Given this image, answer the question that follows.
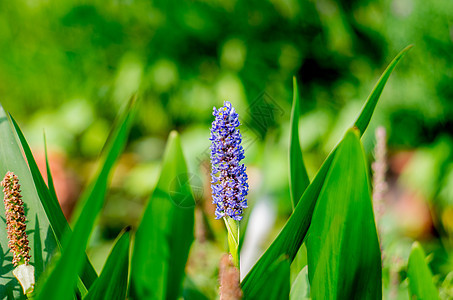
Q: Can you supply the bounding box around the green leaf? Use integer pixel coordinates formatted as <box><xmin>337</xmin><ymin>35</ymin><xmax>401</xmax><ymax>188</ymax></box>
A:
<box><xmin>35</xmin><ymin>99</ymin><xmax>136</xmax><ymax>300</ymax></box>
<box><xmin>44</xmin><ymin>135</ymin><xmax>58</xmax><ymax>203</ymax></box>
<box><xmin>0</xmin><ymin>104</ymin><xmax>58</xmax><ymax>299</ymax></box>
<box><xmin>407</xmin><ymin>242</ymin><xmax>440</xmax><ymax>300</ymax></box>
<box><xmin>241</xmin><ymin>46</ymin><xmax>411</xmax><ymax>295</ymax></box>
<box><xmin>354</xmin><ymin>45</ymin><xmax>413</xmax><ymax>135</ymax></box>
<box><xmin>10</xmin><ymin>115</ymin><xmax>98</xmax><ymax>291</ymax></box>
<box><xmin>289</xmin><ymin>76</ymin><xmax>310</xmax><ymax>209</ymax></box>
<box><xmin>224</xmin><ymin>217</ymin><xmax>240</xmax><ymax>269</ymax></box>
<box><xmin>130</xmin><ymin>131</ymin><xmax>195</xmax><ymax>300</ymax></box>
<box><xmin>289</xmin><ymin>77</ymin><xmax>310</xmax><ymax>280</ymax></box>
<box><xmin>290</xmin><ymin>265</ymin><xmax>310</xmax><ymax>300</ymax></box>
<box><xmin>245</xmin><ymin>255</ymin><xmax>290</xmax><ymax>300</ymax></box>
<box><xmin>84</xmin><ymin>228</ymin><xmax>131</xmax><ymax>300</ymax></box>
<box><xmin>307</xmin><ymin>129</ymin><xmax>381</xmax><ymax>299</ymax></box>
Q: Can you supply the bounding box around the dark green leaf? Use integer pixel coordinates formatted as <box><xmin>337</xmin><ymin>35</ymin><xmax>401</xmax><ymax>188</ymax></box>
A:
<box><xmin>130</xmin><ymin>131</ymin><xmax>195</xmax><ymax>300</ymax></box>
<box><xmin>289</xmin><ymin>76</ymin><xmax>310</xmax><ymax>209</ymax></box>
<box><xmin>84</xmin><ymin>228</ymin><xmax>131</xmax><ymax>300</ymax></box>
<box><xmin>242</xmin><ymin>46</ymin><xmax>411</xmax><ymax>295</ymax></box>
<box><xmin>307</xmin><ymin>129</ymin><xmax>381</xmax><ymax>299</ymax></box>
<box><xmin>0</xmin><ymin>105</ymin><xmax>57</xmax><ymax>299</ymax></box>
<box><xmin>35</xmin><ymin>98</ymin><xmax>136</xmax><ymax>300</ymax></box>
<box><xmin>245</xmin><ymin>255</ymin><xmax>290</xmax><ymax>300</ymax></box>
<box><xmin>407</xmin><ymin>242</ymin><xmax>440</xmax><ymax>300</ymax></box>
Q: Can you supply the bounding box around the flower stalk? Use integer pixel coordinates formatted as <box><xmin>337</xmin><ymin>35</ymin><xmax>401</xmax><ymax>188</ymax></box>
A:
<box><xmin>2</xmin><ymin>171</ymin><xmax>35</xmax><ymax>295</ymax></box>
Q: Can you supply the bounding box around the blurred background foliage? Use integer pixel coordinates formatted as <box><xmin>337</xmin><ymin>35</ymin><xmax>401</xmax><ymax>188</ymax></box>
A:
<box><xmin>0</xmin><ymin>0</ymin><xmax>452</xmax><ymax>298</ymax></box>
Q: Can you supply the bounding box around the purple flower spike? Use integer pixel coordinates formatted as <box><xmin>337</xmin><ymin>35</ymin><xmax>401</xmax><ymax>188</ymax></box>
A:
<box><xmin>210</xmin><ymin>101</ymin><xmax>249</xmax><ymax>221</ymax></box>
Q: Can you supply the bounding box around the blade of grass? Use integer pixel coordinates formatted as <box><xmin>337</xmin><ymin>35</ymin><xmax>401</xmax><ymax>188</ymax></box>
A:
<box><xmin>84</xmin><ymin>228</ymin><xmax>131</xmax><ymax>300</ymax></box>
<box><xmin>289</xmin><ymin>76</ymin><xmax>310</xmax><ymax>209</ymax></box>
<box><xmin>130</xmin><ymin>131</ymin><xmax>195</xmax><ymax>300</ymax></box>
<box><xmin>35</xmin><ymin>99</ymin><xmax>136</xmax><ymax>300</ymax></box>
<box><xmin>10</xmin><ymin>115</ymin><xmax>98</xmax><ymax>290</ymax></box>
<box><xmin>241</xmin><ymin>45</ymin><xmax>411</xmax><ymax>295</ymax></box>
<box><xmin>307</xmin><ymin>129</ymin><xmax>381</xmax><ymax>299</ymax></box>
<box><xmin>407</xmin><ymin>242</ymin><xmax>440</xmax><ymax>300</ymax></box>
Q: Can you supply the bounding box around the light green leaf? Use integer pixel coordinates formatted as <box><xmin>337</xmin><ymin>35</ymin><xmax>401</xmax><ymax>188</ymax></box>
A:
<box><xmin>289</xmin><ymin>76</ymin><xmax>310</xmax><ymax>209</ymax></box>
<box><xmin>241</xmin><ymin>46</ymin><xmax>411</xmax><ymax>295</ymax></box>
<box><xmin>0</xmin><ymin>105</ymin><xmax>57</xmax><ymax>299</ymax></box>
<box><xmin>35</xmin><ymin>99</ymin><xmax>136</xmax><ymax>300</ymax></box>
<box><xmin>84</xmin><ymin>228</ymin><xmax>131</xmax><ymax>300</ymax></box>
<box><xmin>407</xmin><ymin>242</ymin><xmax>440</xmax><ymax>300</ymax></box>
<box><xmin>290</xmin><ymin>265</ymin><xmax>310</xmax><ymax>300</ymax></box>
<box><xmin>307</xmin><ymin>129</ymin><xmax>381</xmax><ymax>299</ymax></box>
<box><xmin>130</xmin><ymin>131</ymin><xmax>195</xmax><ymax>300</ymax></box>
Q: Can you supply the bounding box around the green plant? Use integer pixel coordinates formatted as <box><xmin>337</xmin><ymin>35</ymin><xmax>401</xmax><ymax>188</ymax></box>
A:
<box><xmin>0</xmin><ymin>45</ymin><xmax>443</xmax><ymax>299</ymax></box>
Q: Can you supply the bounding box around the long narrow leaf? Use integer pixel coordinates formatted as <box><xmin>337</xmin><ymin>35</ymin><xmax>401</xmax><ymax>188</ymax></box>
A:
<box><xmin>289</xmin><ymin>76</ymin><xmax>310</xmax><ymax>209</ymax></box>
<box><xmin>354</xmin><ymin>45</ymin><xmax>413</xmax><ymax>134</ymax></box>
<box><xmin>307</xmin><ymin>129</ymin><xmax>381</xmax><ymax>299</ymax></box>
<box><xmin>130</xmin><ymin>131</ymin><xmax>195</xmax><ymax>300</ymax></box>
<box><xmin>10</xmin><ymin>115</ymin><xmax>98</xmax><ymax>290</ymax></box>
<box><xmin>0</xmin><ymin>105</ymin><xmax>57</xmax><ymax>299</ymax></box>
<box><xmin>35</xmin><ymin>99</ymin><xmax>136</xmax><ymax>300</ymax></box>
<box><xmin>241</xmin><ymin>46</ymin><xmax>411</xmax><ymax>294</ymax></box>
<box><xmin>84</xmin><ymin>228</ymin><xmax>131</xmax><ymax>300</ymax></box>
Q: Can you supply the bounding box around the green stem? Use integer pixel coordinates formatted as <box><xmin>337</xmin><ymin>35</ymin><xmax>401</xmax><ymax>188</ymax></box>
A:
<box><xmin>223</xmin><ymin>217</ymin><xmax>240</xmax><ymax>270</ymax></box>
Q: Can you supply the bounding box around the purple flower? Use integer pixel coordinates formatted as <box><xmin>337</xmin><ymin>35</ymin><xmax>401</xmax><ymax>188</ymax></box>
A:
<box><xmin>210</xmin><ymin>101</ymin><xmax>249</xmax><ymax>221</ymax></box>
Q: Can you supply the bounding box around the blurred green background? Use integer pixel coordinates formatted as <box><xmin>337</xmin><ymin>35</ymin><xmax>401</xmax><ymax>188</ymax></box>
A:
<box><xmin>1</xmin><ymin>0</ymin><xmax>452</xmax><ymax>298</ymax></box>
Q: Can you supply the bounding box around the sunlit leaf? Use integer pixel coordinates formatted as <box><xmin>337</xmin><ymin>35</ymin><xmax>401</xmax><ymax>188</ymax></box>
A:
<box><xmin>0</xmin><ymin>105</ymin><xmax>57</xmax><ymax>299</ymax></box>
<box><xmin>10</xmin><ymin>115</ymin><xmax>98</xmax><ymax>291</ymax></box>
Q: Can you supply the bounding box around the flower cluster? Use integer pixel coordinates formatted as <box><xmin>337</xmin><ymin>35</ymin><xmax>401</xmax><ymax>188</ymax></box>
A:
<box><xmin>210</xmin><ymin>101</ymin><xmax>248</xmax><ymax>221</ymax></box>
<box><xmin>2</xmin><ymin>172</ymin><xmax>31</xmax><ymax>266</ymax></box>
